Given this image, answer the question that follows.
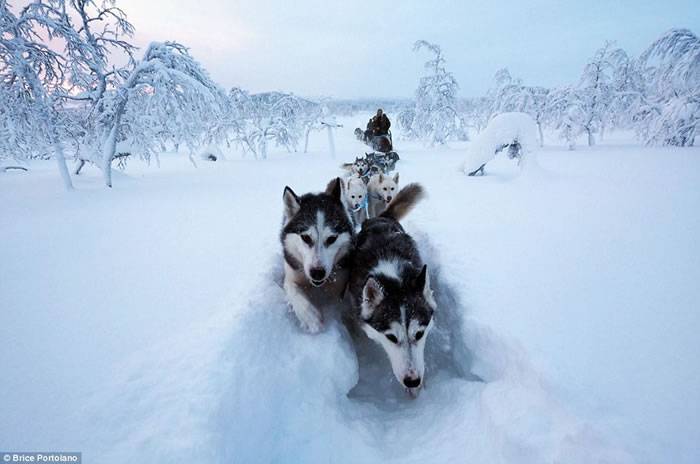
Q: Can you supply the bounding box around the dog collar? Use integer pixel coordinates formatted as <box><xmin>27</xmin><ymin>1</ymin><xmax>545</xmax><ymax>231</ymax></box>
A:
<box><xmin>351</xmin><ymin>196</ymin><xmax>369</xmax><ymax>213</ymax></box>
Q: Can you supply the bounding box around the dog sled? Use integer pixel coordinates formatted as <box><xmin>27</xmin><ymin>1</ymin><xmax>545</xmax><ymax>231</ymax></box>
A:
<box><xmin>354</xmin><ymin>127</ymin><xmax>394</xmax><ymax>153</ymax></box>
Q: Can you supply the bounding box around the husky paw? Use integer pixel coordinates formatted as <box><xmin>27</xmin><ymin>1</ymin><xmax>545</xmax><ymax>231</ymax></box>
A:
<box><xmin>294</xmin><ymin>304</ymin><xmax>324</xmax><ymax>334</ymax></box>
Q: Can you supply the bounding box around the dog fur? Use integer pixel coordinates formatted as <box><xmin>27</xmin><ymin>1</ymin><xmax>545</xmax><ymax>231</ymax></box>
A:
<box><xmin>342</xmin><ymin>175</ymin><xmax>369</xmax><ymax>229</ymax></box>
<box><xmin>367</xmin><ymin>172</ymin><xmax>399</xmax><ymax>218</ymax></box>
<box><xmin>348</xmin><ymin>183</ymin><xmax>435</xmax><ymax>397</ymax></box>
<box><xmin>281</xmin><ymin>178</ymin><xmax>354</xmax><ymax>333</ymax></box>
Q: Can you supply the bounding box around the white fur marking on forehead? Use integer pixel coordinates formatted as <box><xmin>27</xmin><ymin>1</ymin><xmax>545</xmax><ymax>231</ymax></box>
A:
<box><xmin>372</xmin><ymin>259</ymin><xmax>401</xmax><ymax>281</ymax></box>
<box><xmin>315</xmin><ymin>210</ymin><xmax>325</xmax><ymax>236</ymax></box>
<box><xmin>408</xmin><ymin>318</ymin><xmax>426</xmax><ymax>337</ymax></box>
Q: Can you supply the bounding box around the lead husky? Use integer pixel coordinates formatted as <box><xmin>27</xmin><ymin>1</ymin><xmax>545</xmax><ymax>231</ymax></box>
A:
<box><xmin>281</xmin><ymin>178</ymin><xmax>354</xmax><ymax>333</ymax></box>
<box><xmin>348</xmin><ymin>183</ymin><xmax>436</xmax><ymax>397</ymax></box>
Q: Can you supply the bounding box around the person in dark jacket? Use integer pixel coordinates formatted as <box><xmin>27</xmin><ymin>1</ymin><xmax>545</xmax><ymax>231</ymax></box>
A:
<box><xmin>369</xmin><ymin>108</ymin><xmax>391</xmax><ymax>136</ymax></box>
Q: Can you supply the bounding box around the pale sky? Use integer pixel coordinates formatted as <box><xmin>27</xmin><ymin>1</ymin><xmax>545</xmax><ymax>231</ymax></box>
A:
<box><xmin>119</xmin><ymin>0</ymin><xmax>699</xmax><ymax>98</ymax></box>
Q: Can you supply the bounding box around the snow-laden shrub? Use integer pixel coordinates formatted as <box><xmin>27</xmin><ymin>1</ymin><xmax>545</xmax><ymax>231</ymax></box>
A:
<box><xmin>635</xmin><ymin>29</ymin><xmax>699</xmax><ymax>146</ymax></box>
<box><xmin>463</xmin><ymin>112</ymin><xmax>538</xmax><ymax>176</ymax></box>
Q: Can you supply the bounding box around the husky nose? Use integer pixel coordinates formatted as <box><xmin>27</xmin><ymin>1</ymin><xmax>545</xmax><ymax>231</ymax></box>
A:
<box><xmin>403</xmin><ymin>376</ymin><xmax>421</xmax><ymax>389</ymax></box>
<box><xmin>309</xmin><ymin>268</ymin><xmax>326</xmax><ymax>281</ymax></box>
<box><xmin>386</xmin><ymin>195</ymin><xmax>393</xmax><ymax>202</ymax></box>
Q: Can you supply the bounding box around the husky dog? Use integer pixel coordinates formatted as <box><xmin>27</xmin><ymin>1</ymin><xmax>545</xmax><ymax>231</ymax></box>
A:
<box><xmin>367</xmin><ymin>172</ymin><xmax>399</xmax><ymax>218</ymax></box>
<box><xmin>281</xmin><ymin>178</ymin><xmax>354</xmax><ymax>333</ymax></box>
<box><xmin>348</xmin><ymin>183</ymin><xmax>435</xmax><ymax>397</ymax></box>
<box><xmin>342</xmin><ymin>175</ymin><xmax>369</xmax><ymax>228</ymax></box>
<box><xmin>341</xmin><ymin>156</ymin><xmax>370</xmax><ymax>179</ymax></box>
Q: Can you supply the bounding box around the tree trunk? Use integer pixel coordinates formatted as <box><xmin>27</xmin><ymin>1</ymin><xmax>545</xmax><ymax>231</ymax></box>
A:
<box><xmin>53</xmin><ymin>140</ymin><xmax>73</xmax><ymax>190</ymax></box>
<box><xmin>587</xmin><ymin>128</ymin><xmax>595</xmax><ymax>146</ymax></box>
<box><xmin>537</xmin><ymin>122</ymin><xmax>544</xmax><ymax>147</ymax></box>
<box><xmin>102</xmin><ymin>123</ymin><xmax>119</xmax><ymax>188</ymax></box>
<box><xmin>304</xmin><ymin>126</ymin><xmax>311</xmax><ymax>153</ymax></box>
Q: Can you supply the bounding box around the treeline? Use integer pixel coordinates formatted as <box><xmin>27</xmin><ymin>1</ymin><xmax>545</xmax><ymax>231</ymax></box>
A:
<box><xmin>397</xmin><ymin>31</ymin><xmax>699</xmax><ymax>149</ymax></box>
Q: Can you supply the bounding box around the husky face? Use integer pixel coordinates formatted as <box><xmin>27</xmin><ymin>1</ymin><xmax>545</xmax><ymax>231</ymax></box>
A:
<box><xmin>352</xmin><ymin>157</ymin><xmax>368</xmax><ymax>175</ymax></box>
<box><xmin>369</xmin><ymin>172</ymin><xmax>399</xmax><ymax>204</ymax></box>
<box><xmin>344</xmin><ymin>176</ymin><xmax>367</xmax><ymax>210</ymax></box>
<box><xmin>360</xmin><ymin>264</ymin><xmax>436</xmax><ymax>396</ymax></box>
<box><xmin>282</xmin><ymin>179</ymin><xmax>353</xmax><ymax>287</ymax></box>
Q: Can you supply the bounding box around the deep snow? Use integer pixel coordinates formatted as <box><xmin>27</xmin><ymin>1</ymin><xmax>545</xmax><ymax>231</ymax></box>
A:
<box><xmin>1</xmin><ymin>118</ymin><xmax>699</xmax><ymax>463</ymax></box>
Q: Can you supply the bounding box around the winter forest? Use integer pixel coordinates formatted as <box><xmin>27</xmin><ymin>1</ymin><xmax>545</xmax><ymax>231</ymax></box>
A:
<box><xmin>1</xmin><ymin>0</ymin><xmax>697</xmax><ymax>187</ymax></box>
<box><xmin>2</xmin><ymin>1</ymin><xmax>699</xmax><ymax>464</ymax></box>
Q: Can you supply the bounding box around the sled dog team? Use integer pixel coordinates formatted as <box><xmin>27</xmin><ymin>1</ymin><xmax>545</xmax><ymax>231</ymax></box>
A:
<box><xmin>281</xmin><ymin>167</ymin><xmax>436</xmax><ymax>397</ymax></box>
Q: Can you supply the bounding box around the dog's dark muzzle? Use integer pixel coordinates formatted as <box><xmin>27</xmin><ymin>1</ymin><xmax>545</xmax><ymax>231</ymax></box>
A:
<box><xmin>309</xmin><ymin>267</ymin><xmax>328</xmax><ymax>287</ymax></box>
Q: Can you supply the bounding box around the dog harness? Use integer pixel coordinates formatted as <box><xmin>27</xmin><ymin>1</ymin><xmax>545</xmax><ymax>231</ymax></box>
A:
<box><xmin>351</xmin><ymin>196</ymin><xmax>369</xmax><ymax>216</ymax></box>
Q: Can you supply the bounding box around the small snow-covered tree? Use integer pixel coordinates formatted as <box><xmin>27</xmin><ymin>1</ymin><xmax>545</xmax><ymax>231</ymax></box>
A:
<box><xmin>606</xmin><ymin>50</ymin><xmax>644</xmax><ymax>130</ymax></box>
<box><xmin>406</xmin><ymin>40</ymin><xmax>463</xmax><ymax>145</ymax></box>
<box><xmin>576</xmin><ymin>41</ymin><xmax>626</xmax><ymax>145</ymax></box>
<box><xmin>635</xmin><ymin>28</ymin><xmax>699</xmax><ymax>146</ymax></box>
<box><xmin>89</xmin><ymin>41</ymin><xmax>227</xmax><ymax>186</ymax></box>
<box><xmin>231</xmin><ymin>90</ymin><xmax>308</xmax><ymax>159</ymax></box>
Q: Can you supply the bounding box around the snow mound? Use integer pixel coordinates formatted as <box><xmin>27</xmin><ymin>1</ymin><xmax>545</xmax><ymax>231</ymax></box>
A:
<box><xmin>78</xmin><ymin>242</ymin><xmax>632</xmax><ymax>463</ymax></box>
<box><xmin>463</xmin><ymin>112</ymin><xmax>539</xmax><ymax>175</ymax></box>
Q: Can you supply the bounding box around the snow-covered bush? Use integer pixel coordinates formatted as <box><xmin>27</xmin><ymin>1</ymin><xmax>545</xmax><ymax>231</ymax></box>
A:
<box><xmin>463</xmin><ymin>112</ymin><xmax>539</xmax><ymax>176</ymax></box>
<box><xmin>227</xmin><ymin>90</ymin><xmax>313</xmax><ymax>159</ymax></box>
<box><xmin>403</xmin><ymin>40</ymin><xmax>465</xmax><ymax>145</ymax></box>
<box><xmin>635</xmin><ymin>29</ymin><xmax>699</xmax><ymax>146</ymax></box>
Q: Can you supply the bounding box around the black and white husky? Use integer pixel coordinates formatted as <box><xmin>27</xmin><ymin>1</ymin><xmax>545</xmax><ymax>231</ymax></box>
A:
<box><xmin>281</xmin><ymin>178</ymin><xmax>355</xmax><ymax>333</ymax></box>
<box><xmin>348</xmin><ymin>183</ymin><xmax>436</xmax><ymax>397</ymax></box>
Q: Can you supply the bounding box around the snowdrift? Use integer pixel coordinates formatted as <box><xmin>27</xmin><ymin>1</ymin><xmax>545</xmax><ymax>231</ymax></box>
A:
<box><xmin>463</xmin><ymin>112</ymin><xmax>540</xmax><ymax>176</ymax></box>
<box><xmin>79</xmin><ymin>241</ymin><xmax>632</xmax><ymax>463</ymax></box>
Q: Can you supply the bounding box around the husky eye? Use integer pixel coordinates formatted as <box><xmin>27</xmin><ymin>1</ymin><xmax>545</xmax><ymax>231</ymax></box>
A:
<box><xmin>358</xmin><ymin>194</ymin><xmax>363</xmax><ymax>198</ymax></box>
<box><xmin>414</xmin><ymin>330</ymin><xmax>424</xmax><ymax>341</ymax></box>
<box><xmin>351</xmin><ymin>195</ymin><xmax>355</xmax><ymax>199</ymax></box>
<box><xmin>301</xmin><ymin>234</ymin><xmax>313</xmax><ymax>246</ymax></box>
<box><xmin>391</xmin><ymin>187</ymin><xmax>395</xmax><ymax>191</ymax></box>
<box><xmin>325</xmin><ymin>235</ymin><xmax>337</xmax><ymax>246</ymax></box>
<box><xmin>385</xmin><ymin>334</ymin><xmax>399</xmax><ymax>344</ymax></box>
<box><xmin>383</xmin><ymin>187</ymin><xmax>388</xmax><ymax>191</ymax></box>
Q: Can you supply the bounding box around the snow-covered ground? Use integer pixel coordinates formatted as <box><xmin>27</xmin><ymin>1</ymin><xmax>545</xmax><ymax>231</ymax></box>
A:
<box><xmin>1</xmin><ymin>117</ymin><xmax>698</xmax><ymax>463</ymax></box>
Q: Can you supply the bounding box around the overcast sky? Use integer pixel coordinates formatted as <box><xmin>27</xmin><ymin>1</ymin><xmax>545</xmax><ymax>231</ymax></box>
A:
<box><xmin>119</xmin><ymin>0</ymin><xmax>699</xmax><ymax>99</ymax></box>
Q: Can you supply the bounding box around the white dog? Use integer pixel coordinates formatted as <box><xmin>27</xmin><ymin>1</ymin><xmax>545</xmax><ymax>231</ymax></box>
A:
<box><xmin>342</xmin><ymin>175</ymin><xmax>369</xmax><ymax>228</ymax></box>
<box><xmin>367</xmin><ymin>172</ymin><xmax>399</xmax><ymax>218</ymax></box>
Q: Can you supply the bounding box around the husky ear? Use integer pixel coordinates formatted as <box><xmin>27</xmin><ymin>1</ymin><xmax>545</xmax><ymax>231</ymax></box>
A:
<box><xmin>283</xmin><ymin>186</ymin><xmax>301</xmax><ymax>221</ymax></box>
<box><xmin>379</xmin><ymin>173</ymin><xmax>384</xmax><ymax>183</ymax></box>
<box><xmin>393</xmin><ymin>172</ymin><xmax>399</xmax><ymax>184</ymax></box>
<box><xmin>361</xmin><ymin>277</ymin><xmax>384</xmax><ymax>320</ymax></box>
<box><xmin>416</xmin><ymin>265</ymin><xmax>436</xmax><ymax>309</ymax></box>
<box><xmin>325</xmin><ymin>177</ymin><xmax>342</xmax><ymax>202</ymax></box>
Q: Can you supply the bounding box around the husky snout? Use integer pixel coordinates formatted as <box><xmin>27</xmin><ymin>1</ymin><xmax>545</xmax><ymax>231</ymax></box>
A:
<box><xmin>402</xmin><ymin>368</ymin><xmax>421</xmax><ymax>389</ymax></box>
<box><xmin>309</xmin><ymin>266</ymin><xmax>327</xmax><ymax>286</ymax></box>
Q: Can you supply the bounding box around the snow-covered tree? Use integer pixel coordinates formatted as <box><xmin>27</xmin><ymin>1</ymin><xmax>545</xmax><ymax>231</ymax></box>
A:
<box><xmin>0</xmin><ymin>0</ymin><xmax>80</xmax><ymax>188</ymax></box>
<box><xmin>405</xmin><ymin>40</ymin><xmax>463</xmax><ymax>145</ymax></box>
<box><xmin>229</xmin><ymin>90</ymin><xmax>309</xmax><ymax>159</ymax></box>
<box><xmin>87</xmin><ymin>41</ymin><xmax>228</xmax><ymax>186</ymax></box>
<box><xmin>575</xmin><ymin>41</ymin><xmax>627</xmax><ymax>145</ymax></box>
<box><xmin>635</xmin><ymin>28</ymin><xmax>699</xmax><ymax>146</ymax></box>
